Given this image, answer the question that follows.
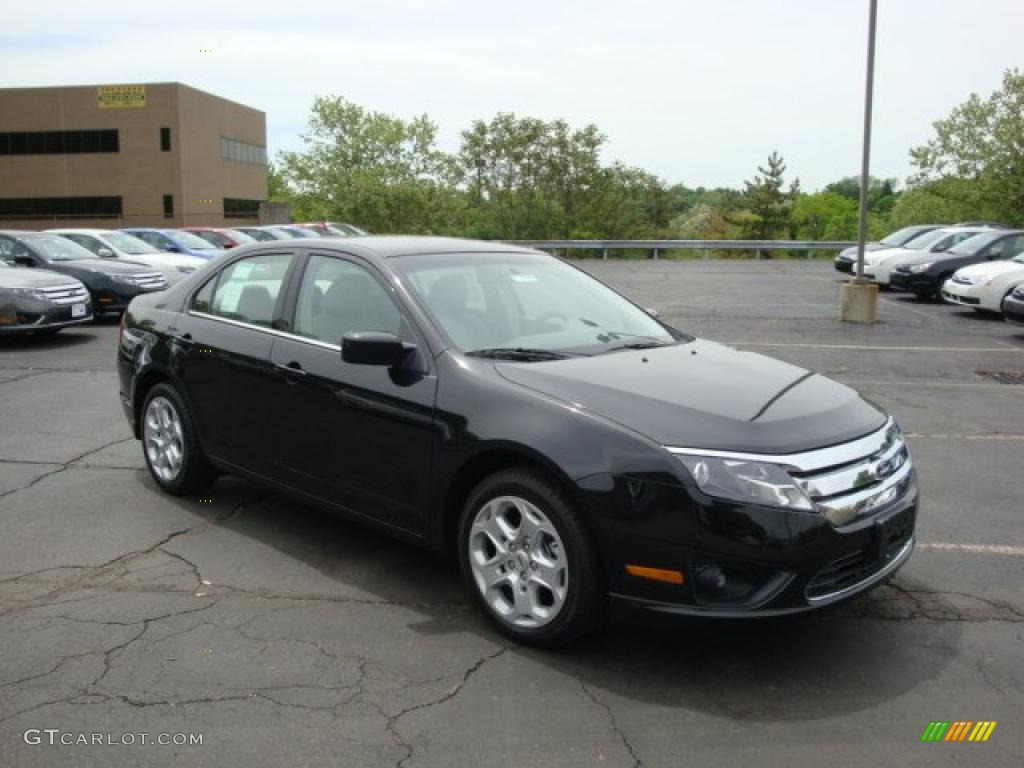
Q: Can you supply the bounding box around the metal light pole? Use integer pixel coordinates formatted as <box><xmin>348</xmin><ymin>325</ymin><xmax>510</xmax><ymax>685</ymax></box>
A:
<box><xmin>840</xmin><ymin>0</ymin><xmax>880</xmax><ymax>323</ymax></box>
<box><xmin>854</xmin><ymin>0</ymin><xmax>878</xmax><ymax>282</ymax></box>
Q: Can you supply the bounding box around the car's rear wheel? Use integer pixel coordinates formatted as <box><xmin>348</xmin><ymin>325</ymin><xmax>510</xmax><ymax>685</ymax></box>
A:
<box><xmin>141</xmin><ymin>383</ymin><xmax>216</xmax><ymax>495</ymax></box>
<box><xmin>458</xmin><ymin>468</ymin><xmax>604</xmax><ymax>647</ymax></box>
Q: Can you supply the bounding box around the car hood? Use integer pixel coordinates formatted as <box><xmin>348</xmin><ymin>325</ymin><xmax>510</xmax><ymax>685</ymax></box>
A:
<box><xmin>865</xmin><ymin>246</ymin><xmax>912</xmax><ymax>265</ymax></box>
<box><xmin>52</xmin><ymin>259</ymin><xmax>154</xmax><ymax>275</ymax></box>
<box><xmin>954</xmin><ymin>260</ymin><xmax>1024</xmax><ymax>279</ymax></box>
<box><xmin>120</xmin><ymin>252</ymin><xmax>205</xmax><ymax>268</ymax></box>
<box><xmin>839</xmin><ymin>242</ymin><xmax>882</xmax><ymax>259</ymax></box>
<box><xmin>494</xmin><ymin>340</ymin><xmax>886</xmax><ymax>454</ymax></box>
<box><xmin>185</xmin><ymin>248</ymin><xmax>222</xmax><ymax>259</ymax></box>
<box><xmin>892</xmin><ymin>251</ymin><xmax>960</xmax><ymax>268</ymax></box>
<box><xmin>0</xmin><ymin>267</ymin><xmax>82</xmax><ymax>289</ymax></box>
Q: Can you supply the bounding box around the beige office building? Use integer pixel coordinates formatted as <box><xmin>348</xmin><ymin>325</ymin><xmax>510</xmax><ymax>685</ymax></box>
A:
<box><xmin>0</xmin><ymin>83</ymin><xmax>267</xmax><ymax>229</ymax></box>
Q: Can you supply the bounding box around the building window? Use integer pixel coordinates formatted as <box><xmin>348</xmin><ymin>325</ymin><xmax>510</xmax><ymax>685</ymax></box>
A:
<box><xmin>220</xmin><ymin>136</ymin><xmax>267</xmax><ymax>165</ymax></box>
<box><xmin>223</xmin><ymin>198</ymin><xmax>260</xmax><ymax>219</ymax></box>
<box><xmin>160</xmin><ymin>127</ymin><xmax>171</xmax><ymax>152</ymax></box>
<box><xmin>163</xmin><ymin>194</ymin><xmax>174</xmax><ymax>219</ymax></box>
<box><xmin>0</xmin><ymin>196</ymin><xmax>122</xmax><ymax>220</ymax></box>
<box><xmin>0</xmin><ymin>130</ymin><xmax>119</xmax><ymax>155</ymax></box>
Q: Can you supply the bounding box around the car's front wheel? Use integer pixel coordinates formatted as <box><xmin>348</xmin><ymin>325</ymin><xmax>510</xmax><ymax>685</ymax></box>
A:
<box><xmin>458</xmin><ymin>468</ymin><xmax>604</xmax><ymax>647</ymax></box>
<box><xmin>141</xmin><ymin>383</ymin><xmax>216</xmax><ymax>495</ymax></box>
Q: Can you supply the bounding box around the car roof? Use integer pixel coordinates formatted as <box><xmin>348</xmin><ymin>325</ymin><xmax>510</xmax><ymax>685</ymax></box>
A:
<box><xmin>259</xmin><ymin>235</ymin><xmax>539</xmax><ymax>260</ymax></box>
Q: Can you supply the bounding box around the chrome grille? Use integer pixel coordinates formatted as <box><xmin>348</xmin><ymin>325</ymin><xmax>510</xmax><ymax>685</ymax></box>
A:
<box><xmin>127</xmin><ymin>272</ymin><xmax>167</xmax><ymax>290</ymax></box>
<box><xmin>785</xmin><ymin>420</ymin><xmax>912</xmax><ymax>526</ymax></box>
<box><xmin>37</xmin><ymin>283</ymin><xmax>89</xmax><ymax>305</ymax></box>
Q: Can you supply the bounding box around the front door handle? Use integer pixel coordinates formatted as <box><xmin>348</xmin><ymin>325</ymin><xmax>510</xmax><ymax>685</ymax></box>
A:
<box><xmin>275</xmin><ymin>361</ymin><xmax>307</xmax><ymax>381</ymax></box>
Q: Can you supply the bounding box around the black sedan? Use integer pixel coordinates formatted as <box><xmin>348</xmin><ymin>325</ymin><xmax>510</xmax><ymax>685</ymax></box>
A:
<box><xmin>0</xmin><ymin>259</ymin><xmax>92</xmax><ymax>334</ymax></box>
<box><xmin>890</xmin><ymin>229</ymin><xmax>1024</xmax><ymax>299</ymax></box>
<box><xmin>1003</xmin><ymin>283</ymin><xmax>1024</xmax><ymax>325</ymax></box>
<box><xmin>0</xmin><ymin>231</ymin><xmax>167</xmax><ymax>315</ymax></box>
<box><xmin>118</xmin><ymin>237</ymin><xmax>918</xmax><ymax>646</ymax></box>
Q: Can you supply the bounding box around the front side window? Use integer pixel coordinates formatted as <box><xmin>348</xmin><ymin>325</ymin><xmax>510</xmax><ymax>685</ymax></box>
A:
<box><xmin>209</xmin><ymin>254</ymin><xmax>293</xmax><ymax>327</ymax></box>
<box><xmin>293</xmin><ymin>256</ymin><xmax>403</xmax><ymax>345</ymax></box>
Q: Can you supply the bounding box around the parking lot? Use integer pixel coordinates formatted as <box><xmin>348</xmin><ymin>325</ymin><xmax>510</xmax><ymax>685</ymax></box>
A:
<box><xmin>0</xmin><ymin>259</ymin><xmax>1021</xmax><ymax>767</ymax></box>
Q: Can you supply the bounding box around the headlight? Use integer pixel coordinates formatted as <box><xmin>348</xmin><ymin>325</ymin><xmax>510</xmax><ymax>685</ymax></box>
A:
<box><xmin>109</xmin><ymin>274</ymin><xmax>138</xmax><ymax>284</ymax></box>
<box><xmin>908</xmin><ymin>262</ymin><xmax>933</xmax><ymax>273</ymax></box>
<box><xmin>954</xmin><ymin>275</ymin><xmax>986</xmax><ymax>286</ymax></box>
<box><xmin>8</xmin><ymin>287</ymin><xmax>49</xmax><ymax>301</ymax></box>
<box><xmin>176</xmin><ymin>265</ymin><xmax>196</xmax><ymax>274</ymax></box>
<box><xmin>675</xmin><ymin>454</ymin><xmax>814</xmax><ymax>511</ymax></box>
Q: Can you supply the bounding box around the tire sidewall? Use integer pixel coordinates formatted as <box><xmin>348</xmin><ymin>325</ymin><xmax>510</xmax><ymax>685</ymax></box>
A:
<box><xmin>458</xmin><ymin>469</ymin><xmax>602</xmax><ymax>646</ymax></box>
<box><xmin>141</xmin><ymin>382</ymin><xmax>206</xmax><ymax>494</ymax></box>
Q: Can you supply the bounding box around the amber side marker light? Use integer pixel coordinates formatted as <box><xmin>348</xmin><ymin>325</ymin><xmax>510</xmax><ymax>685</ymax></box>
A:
<box><xmin>625</xmin><ymin>565</ymin><xmax>685</xmax><ymax>585</ymax></box>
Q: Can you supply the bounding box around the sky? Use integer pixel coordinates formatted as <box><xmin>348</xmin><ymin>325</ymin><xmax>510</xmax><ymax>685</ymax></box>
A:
<box><xmin>2</xmin><ymin>0</ymin><xmax>1021</xmax><ymax>191</ymax></box>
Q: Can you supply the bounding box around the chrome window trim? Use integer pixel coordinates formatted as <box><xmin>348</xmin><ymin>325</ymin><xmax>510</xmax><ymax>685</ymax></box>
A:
<box><xmin>805</xmin><ymin>536</ymin><xmax>914</xmax><ymax>605</ymax></box>
<box><xmin>187</xmin><ymin>310</ymin><xmax>342</xmax><ymax>352</ymax></box>
<box><xmin>665</xmin><ymin>418</ymin><xmax>897</xmax><ymax>473</ymax></box>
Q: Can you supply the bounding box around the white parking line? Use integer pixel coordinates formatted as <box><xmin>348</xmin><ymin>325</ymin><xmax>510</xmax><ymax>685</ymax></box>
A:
<box><xmin>728</xmin><ymin>342</ymin><xmax>1024</xmax><ymax>353</ymax></box>
<box><xmin>919</xmin><ymin>542</ymin><xmax>1024</xmax><ymax>556</ymax></box>
<box><xmin>904</xmin><ymin>433</ymin><xmax>1024</xmax><ymax>441</ymax></box>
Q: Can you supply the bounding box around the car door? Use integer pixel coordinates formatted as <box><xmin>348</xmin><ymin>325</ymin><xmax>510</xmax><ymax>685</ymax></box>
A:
<box><xmin>268</xmin><ymin>252</ymin><xmax>438</xmax><ymax>535</ymax></box>
<box><xmin>172</xmin><ymin>250</ymin><xmax>298</xmax><ymax>476</ymax></box>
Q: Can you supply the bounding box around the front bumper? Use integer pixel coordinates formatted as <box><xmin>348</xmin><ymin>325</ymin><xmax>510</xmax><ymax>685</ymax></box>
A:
<box><xmin>941</xmin><ymin>280</ymin><xmax>984</xmax><ymax>308</ymax></box>
<box><xmin>0</xmin><ymin>299</ymin><xmax>93</xmax><ymax>333</ymax></box>
<box><xmin>1003</xmin><ymin>293</ymin><xmax>1024</xmax><ymax>325</ymax></box>
<box><xmin>890</xmin><ymin>271</ymin><xmax>936</xmax><ymax>294</ymax></box>
<box><xmin>583</xmin><ymin>420</ymin><xmax>918</xmax><ymax>622</ymax></box>
<box><xmin>92</xmin><ymin>285</ymin><xmax>162</xmax><ymax>314</ymax></box>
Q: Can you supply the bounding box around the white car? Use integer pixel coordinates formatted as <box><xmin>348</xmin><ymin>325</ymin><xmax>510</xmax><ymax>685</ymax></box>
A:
<box><xmin>47</xmin><ymin>229</ymin><xmax>204</xmax><ymax>286</ymax></box>
<box><xmin>941</xmin><ymin>253</ymin><xmax>1024</xmax><ymax>313</ymax></box>
<box><xmin>865</xmin><ymin>226</ymin><xmax>991</xmax><ymax>286</ymax></box>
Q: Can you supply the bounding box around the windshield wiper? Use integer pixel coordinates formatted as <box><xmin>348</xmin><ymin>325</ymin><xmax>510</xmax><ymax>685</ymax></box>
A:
<box><xmin>466</xmin><ymin>347</ymin><xmax>572</xmax><ymax>361</ymax></box>
<box><xmin>601</xmin><ymin>340</ymin><xmax>674</xmax><ymax>353</ymax></box>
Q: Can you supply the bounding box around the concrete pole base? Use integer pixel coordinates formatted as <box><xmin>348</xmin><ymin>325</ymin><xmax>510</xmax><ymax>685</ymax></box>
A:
<box><xmin>839</xmin><ymin>281</ymin><xmax>879</xmax><ymax>324</ymax></box>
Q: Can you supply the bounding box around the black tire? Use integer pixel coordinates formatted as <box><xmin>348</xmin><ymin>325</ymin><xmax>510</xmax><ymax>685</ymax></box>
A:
<box><xmin>140</xmin><ymin>382</ymin><xmax>217</xmax><ymax>495</ymax></box>
<box><xmin>457</xmin><ymin>467</ymin><xmax>604</xmax><ymax>647</ymax></box>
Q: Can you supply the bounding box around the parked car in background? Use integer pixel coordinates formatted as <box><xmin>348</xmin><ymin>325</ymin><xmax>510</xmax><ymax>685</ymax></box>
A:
<box><xmin>120</xmin><ymin>228</ymin><xmax>221</xmax><ymax>260</ymax></box>
<box><xmin>0</xmin><ymin>231</ymin><xmax>166</xmax><ymax>315</ymax></box>
<box><xmin>332</xmin><ymin>222</ymin><xmax>369</xmax><ymax>236</ymax></box>
<box><xmin>953</xmin><ymin>221</ymin><xmax>1010</xmax><ymax>229</ymax></box>
<box><xmin>117</xmin><ymin>237</ymin><xmax>916</xmax><ymax>646</ymax></box>
<box><xmin>49</xmin><ymin>229</ymin><xmax>204</xmax><ymax>286</ymax></box>
<box><xmin>865</xmin><ymin>227</ymin><xmax>991</xmax><ymax>287</ymax></box>
<box><xmin>232</xmin><ymin>226</ymin><xmax>283</xmax><ymax>242</ymax></box>
<box><xmin>182</xmin><ymin>227</ymin><xmax>256</xmax><ymax>250</ymax></box>
<box><xmin>941</xmin><ymin>252</ymin><xmax>1024</xmax><ymax>313</ymax></box>
<box><xmin>0</xmin><ymin>258</ymin><xmax>92</xmax><ymax>334</ymax></box>
<box><xmin>890</xmin><ymin>230</ymin><xmax>1024</xmax><ymax>299</ymax></box>
<box><xmin>834</xmin><ymin>225</ymin><xmax>939</xmax><ymax>273</ymax></box>
<box><xmin>299</xmin><ymin>222</ymin><xmax>369</xmax><ymax>236</ymax></box>
<box><xmin>1002</xmin><ymin>283</ymin><xmax>1024</xmax><ymax>325</ymax></box>
<box><xmin>260</xmin><ymin>225</ymin><xmax>321</xmax><ymax>239</ymax></box>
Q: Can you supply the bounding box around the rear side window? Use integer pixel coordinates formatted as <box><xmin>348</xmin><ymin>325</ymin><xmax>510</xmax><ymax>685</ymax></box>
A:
<box><xmin>209</xmin><ymin>253</ymin><xmax>293</xmax><ymax>327</ymax></box>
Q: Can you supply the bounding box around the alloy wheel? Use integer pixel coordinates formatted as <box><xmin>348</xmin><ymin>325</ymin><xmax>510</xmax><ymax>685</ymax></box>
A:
<box><xmin>143</xmin><ymin>396</ymin><xmax>185</xmax><ymax>483</ymax></box>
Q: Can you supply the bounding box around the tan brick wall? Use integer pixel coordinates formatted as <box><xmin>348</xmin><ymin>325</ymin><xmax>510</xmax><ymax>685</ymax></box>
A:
<box><xmin>0</xmin><ymin>82</ymin><xmax>266</xmax><ymax>229</ymax></box>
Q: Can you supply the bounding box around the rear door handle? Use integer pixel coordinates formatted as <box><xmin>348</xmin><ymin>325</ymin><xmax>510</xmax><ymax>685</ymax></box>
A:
<box><xmin>275</xmin><ymin>361</ymin><xmax>307</xmax><ymax>380</ymax></box>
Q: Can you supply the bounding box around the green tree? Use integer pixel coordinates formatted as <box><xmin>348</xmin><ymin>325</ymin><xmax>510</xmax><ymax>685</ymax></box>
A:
<box><xmin>909</xmin><ymin>68</ymin><xmax>1024</xmax><ymax>226</ymax></box>
<box><xmin>277</xmin><ymin>96</ymin><xmax>457</xmax><ymax>233</ymax></box>
<box><xmin>740</xmin><ymin>151</ymin><xmax>795</xmax><ymax>239</ymax></box>
<box><xmin>792</xmin><ymin>192</ymin><xmax>858</xmax><ymax>240</ymax></box>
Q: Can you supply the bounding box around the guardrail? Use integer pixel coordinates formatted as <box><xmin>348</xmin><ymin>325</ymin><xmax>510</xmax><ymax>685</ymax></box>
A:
<box><xmin>506</xmin><ymin>239</ymin><xmax>857</xmax><ymax>259</ymax></box>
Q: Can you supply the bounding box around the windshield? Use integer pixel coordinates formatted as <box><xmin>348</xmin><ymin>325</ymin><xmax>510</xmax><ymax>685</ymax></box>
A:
<box><xmin>22</xmin><ymin>234</ymin><xmax>98</xmax><ymax>261</ymax></box>
<box><xmin>880</xmin><ymin>226</ymin><xmax>931</xmax><ymax>247</ymax></box>
<box><xmin>167</xmin><ymin>230</ymin><xmax>217</xmax><ymax>249</ymax></box>
<box><xmin>903</xmin><ymin>229</ymin><xmax>950</xmax><ymax>251</ymax></box>
<box><xmin>948</xmin><ymin>232</ymin><xmax>1003</xmax><ymax>256</ymax></box>
<box><xmin>395</xmin><ymin>252</ymin><xmax>680</xmax><ymax>355</ymax></box>
<box><xmin>104</xmin><ymin>231</ymin><xmax>160</xmax><ymax>254</ymax></box>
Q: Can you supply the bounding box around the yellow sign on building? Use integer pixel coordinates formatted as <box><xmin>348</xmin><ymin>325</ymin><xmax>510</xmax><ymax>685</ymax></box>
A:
<box><xmin>97</xmin><ymin>85</ymin><xmax>147</xmax><ymax>109</ymax></box>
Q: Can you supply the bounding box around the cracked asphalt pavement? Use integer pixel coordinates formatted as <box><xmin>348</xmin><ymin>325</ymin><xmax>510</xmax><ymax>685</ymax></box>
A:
<box><xmin>1</xmin><ymin>261</ymin><xmax>1021</xmax><ymax>767</ymax></box>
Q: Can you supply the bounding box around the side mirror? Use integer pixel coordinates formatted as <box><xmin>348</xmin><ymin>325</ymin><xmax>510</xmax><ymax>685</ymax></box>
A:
<box><xmin>14</xmin><ymin>255</ymin><xmax>34</xmax><ymax>267</ymax></box>
<box><xmin>97</xmin><ymin>247</ymin><xmax>115</xmax><ymax>258</ymax></box>
<box><xmin>342</xmin><ymin>331</ymin><xmax>414</xmax><ymax>366</ymax></box>
<box><xmin>165</xmin><ymin>244</ymin><xmax>182</xmax><ymax>253</ymax></box>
